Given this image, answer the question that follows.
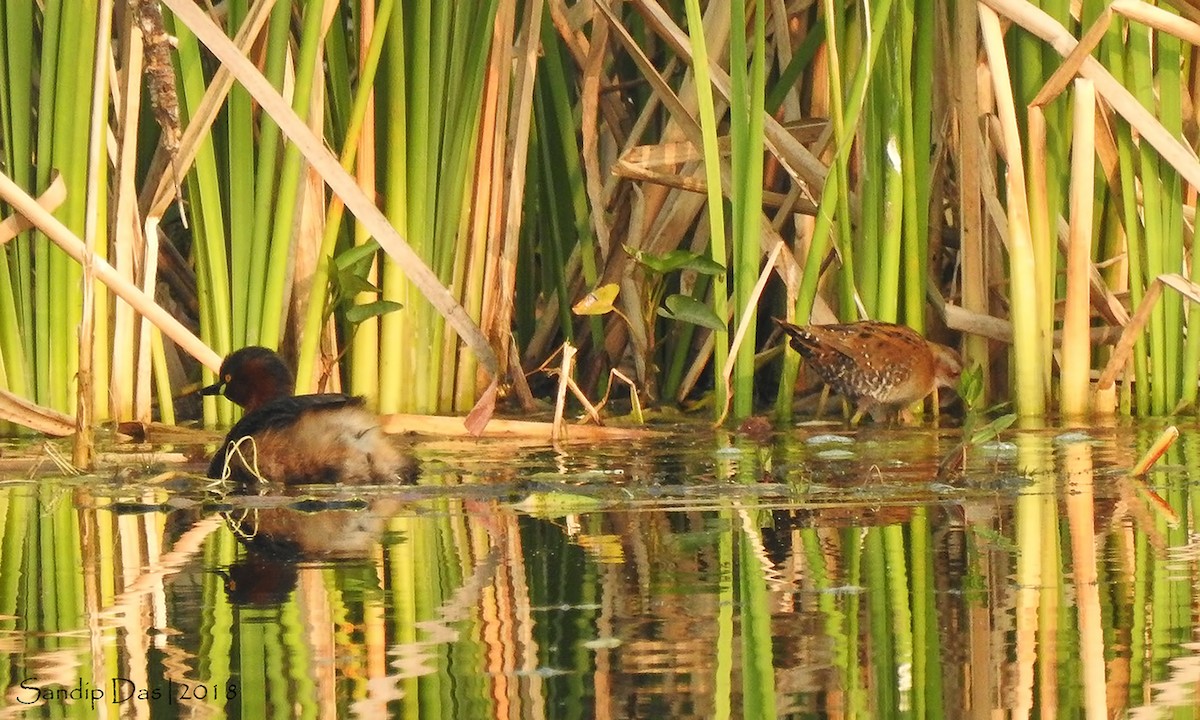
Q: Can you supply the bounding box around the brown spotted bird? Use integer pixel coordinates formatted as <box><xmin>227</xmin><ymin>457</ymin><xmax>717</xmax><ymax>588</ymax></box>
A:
<box><xmin>774</xmin><ymin>318</ymin><xmax>962</xmax><ymax>423</ymax></box>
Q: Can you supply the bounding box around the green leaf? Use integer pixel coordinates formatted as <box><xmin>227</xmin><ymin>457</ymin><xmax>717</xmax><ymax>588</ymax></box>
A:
<box><xmin>957</xmin><ymin>364</ymin><xmax>984</xmax><ymax>411</ymax></box>
<box><xmin>658</xmin><ymin>294</ymin><xmax>725</xmax><ymax>331</ymax></box>
<box><xmin>969</xmin><ymin>413</ymin><xmax>1017</xmax><ymax>445</ymax></box>
<box><xmin>676</xmin><ymin>253</ymin><xmax>725</xmax><ymax>276</ymax></box>
<box><xmin>334</xmin><ymin>240</ymin><xmax>381</xmax><ymax>273</ymax></box>
<box><xmin>335</xmin><ymin>269</ymin><xmax>382</xmax><ymax>298</ymax></box>
<box><xmin>511</xmin><ymin>491</ymin><xmax>609</xmax><ymax>517</ymax></box>
<box><xmin>345</xmin><ymin>300</ymin><xmax>403</xmax><ymax>324</ymax></box>
<box><xmin>625</xmin><ymin>245</ymin><xmax>725</xmax><ymax>276</ymax></box>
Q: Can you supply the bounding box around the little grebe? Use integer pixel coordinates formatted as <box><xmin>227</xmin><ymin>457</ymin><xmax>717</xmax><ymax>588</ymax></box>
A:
<box><xmin>201</xmin><ymin>346</ymin><xmax>409</xmax><ymax>484</ymax></box>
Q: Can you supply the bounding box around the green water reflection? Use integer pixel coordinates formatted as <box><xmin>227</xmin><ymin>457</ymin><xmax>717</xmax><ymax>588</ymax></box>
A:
<box><xmin>0</xmin><ymin>423</ymin><xmax>1194</xmax><ymax>717</ymax></box>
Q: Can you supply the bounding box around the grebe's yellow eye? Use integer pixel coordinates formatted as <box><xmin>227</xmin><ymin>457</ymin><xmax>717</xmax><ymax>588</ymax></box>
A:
<box><xmin>223</xmin><ymin>373</ymin><xmax>232</xmax><ymax>383</ymax></box>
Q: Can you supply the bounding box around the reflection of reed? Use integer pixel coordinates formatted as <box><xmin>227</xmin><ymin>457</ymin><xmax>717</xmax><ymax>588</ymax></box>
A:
<box><xmin>1064</xmin><ymin>439</ymin><xmax>1106</xmax><ymax>718</ymax></box>
<box><xmin>12</xmin><ymin>427</ymin><xmax>1200</xmax><ymax>717</ymax></box>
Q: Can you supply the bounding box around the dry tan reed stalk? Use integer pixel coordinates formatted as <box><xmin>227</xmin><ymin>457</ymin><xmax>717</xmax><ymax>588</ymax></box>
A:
<box><xmin>0</xmin><ymin>175</ymin><xmax>65</xmax><ymax>242</ymax></box>
<box><xmin>479</xmin><ymin>0</ymin><xmax>540</xmax><ymax>403</ymax></box>
<box><xmin>952</xmin><ymin>0</ymin><xmax>990</xmax><ymax>386</ymax></box>
<box><xmin>113</xmin><ymin>5</ymin><xmax>149</xmax><ymax>422</ymax></box>
<box><xmin>380</xmin><ymin>413</ymin><xmax>659</xmax><ymax>440</ymax></box>
<box><xmin>0</xmin><ymin>389</ymin><xmax>75</xmax><ymax>436</ymax></box>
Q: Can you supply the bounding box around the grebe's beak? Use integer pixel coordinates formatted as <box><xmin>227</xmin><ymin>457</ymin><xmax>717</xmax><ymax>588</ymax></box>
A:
<box><xmin>199</xmin><ymin>379</ymin><xmax>226</xmax><ymax>397</ymax></box>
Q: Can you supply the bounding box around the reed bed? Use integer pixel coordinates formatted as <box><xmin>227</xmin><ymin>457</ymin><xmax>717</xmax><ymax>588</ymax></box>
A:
<box><xmin>2</xmin><ymin>0</ymin><xmax>1200</xmax><ymax>442</ymax></box>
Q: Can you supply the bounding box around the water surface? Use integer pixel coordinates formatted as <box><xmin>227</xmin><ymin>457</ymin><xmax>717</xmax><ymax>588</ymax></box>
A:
<box><xmin>0</xmin><ymin>420</ymin><xmax>1192</xmax><ymax>717</ymax></box>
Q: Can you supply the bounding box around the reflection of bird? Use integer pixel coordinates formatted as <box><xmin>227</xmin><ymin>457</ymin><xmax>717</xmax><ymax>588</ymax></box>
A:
<box><xmin>218</xmin><ymin>554</ymin><xmax>299</xmax><ymax>607</ymax></box>
<box><xmin>774</xmin><ymin>318</ymin><xmax>962</xmax><ymax>423</ymax></box>
<box><xmin>201</xmin><ymin>347</ymin><xmax>413</xmax><ymax>484</ymax></box>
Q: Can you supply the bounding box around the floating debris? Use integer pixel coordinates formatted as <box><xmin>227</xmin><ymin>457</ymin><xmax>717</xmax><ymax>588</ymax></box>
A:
<box><xmin>806</xmin><ymin>434</ymin><xmax>855</xmax><ymax>446</ymax></box>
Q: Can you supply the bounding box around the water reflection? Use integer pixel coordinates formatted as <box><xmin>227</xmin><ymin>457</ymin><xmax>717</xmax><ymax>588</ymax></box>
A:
<box><xmin>0</xmin><ymin>424</ymin><xmax>1196</xmax><ymax>717</ymax></box>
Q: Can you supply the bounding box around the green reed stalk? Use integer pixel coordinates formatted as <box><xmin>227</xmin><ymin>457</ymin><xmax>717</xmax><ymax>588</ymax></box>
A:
<box><xmin>1156</xmin><ymin>28</ymin><xmax>1184</xmax><ymax>409</ymax></box>
<box><xmin>383</xmin><ymin>0</ymin><xmax>431</xmax><ymax>414</ymax></box>
<box><xmin>345</xmin><ymin>5</ymin><xmax>382</xmax><ymax>403</ymax></box>
<box><xmin>257</xmin><ymin>1</ymin><xmax>326</xmax><ymax>349</ymax></box>
<box><xmin>410</xmin><ymin>0</ymin><xmax>439</xmax><ymax>414</ymax></box>
<box><xmin>171</xmin><ymin>15</ymin><xmax>232</xmax><ymax>425</ymax></box>
<box><xmin>863</xmin><ymin>19</ymin><xmax>904</xmax><ymax>323</ymax></box>
<box><xmin>776</xmin><ymin>0</ymin><xmax>893</xmax><ymax>419</ymax></box>
<box><xmin>0</xmin><ymin>0</ymin><xmax>33</xmax><ymax>399</ymax></box>
<box><xmin>859</xmin><ymin>81</ymin><xmax>882</xmax><ymax>315</ymax></box>
<box><xmin>199</xmin><ymin>531</ymin><xmax>236</xmax><ymax>704</ymax></box>
<box><xmin>1101</xmin><ymin>28</ymin><xmax>1149</xmax><ymax>413</ymax></box>
<box><xmin>682</xmin><ymin>0</ymin><xmax>730</xmax><ymax>414</ymax></box>
<box><xmin>234</xmin><ymin>607</ymin><xmax>269</xmax><ymax>715</ymax></box>
<box><xmin>537</xmin><ymin>26</ymin><xmax>600</xmax><ymax>342</ymax></box>
<box><xmin>323</xmin><ymin>9</ymin><xmax>354</xmax><ymax>145</ymax></box>
<box><xmin>295</xmin><ymin>0</ymin><xmax>395</xmax><ymax>394</ymax></box>
<box><xmin>150</xmin><ymin>330</ymin><xmax>175</xmax><ymax>424</ymax></box>
<box><xmin>910</xmin><ymin>509</ymin><xmax>944</xmax><ymax>718</ymax></box>
<box><xmin>40</xmin><ymin>0</ymin><xmax>98</xmax><ymax>413</ymax></box>
<box><xmin>31</xmin><ymin>0</ymin><xmax>60</xmax><ymax>408</ymax></box>
<box><xmin>715</xmin><ymin>508</ymin><xmax>734</xmax><ymax>720</ymax></box>
<box><xmin>739</xmin><ymin>525</ymin><xmax>778</xmax><ymax>717</ymax></box>
<box><xmin>823</xmin><ymin>4</ymin><xmax>857</xmax><ymax>319</ymax></box>
<box><xmin>727</xmin><ymin>0</ymin><xmax>765</xmax><ymax>419</ymax></box>
<box><xmin>981</xmin><ymin>12</ymin><xmax>1046</xmax><ymax>417</ymax></box>
<box><xmin>0</xmin><ymin>490</ymin><xmax>31</xmax><ymax>626</ymax></box>
<box><xmin>1181</xmin><ymin>199</ymin><xmax>1200</xmax><ymax>407</ymax></box>
<box><xmin>375</xmin><ymin>0</ymin><xmax>496</xmax><ymax>414</ymax></box>
<box><xmin>875</xmin><ymin>78</ymin><xmax>903</xmax><ymax>321</ymax></box>
<box><xmin>243</xmin><ymin>0</ymin><xmax>291</xmax><ymax>348</ymax></box>
<box><xmin>433</xmin><ymin>3</ymin><xmax>496</xmax><ymax>411</ymax></box>
<box><xmin>224</xmin><ymin>0</ymin><xmax>255</xmax><ymax>350</ymax></box>
<box><xmin>864</xmin><ymin>528</ymin><xmax>896</xmax><ymax>711</ymax></box>
<box><xmin>1128</xmin><ymin>25</ymin><xmax>1168</xmax><ymax>414</ymax></box>
<box><xmin>1032</xmin><ymin>6</ymin><xmax>1069</xmax><ymax>402</ymax></box>
<box><xmin>899</xmin><ymin>3</ymin><xmax>928</xmax><ymax>330</ymax></box>
<box><xmin>378</xmin><ymin>0</ymin><xmax>408</xmax><ymax>415</ymax></box>
<box><xmin>280</xmin><ymin>601</ymin><xmax>318</xmax><ymax>713</ymax></box>
<box><xmin>528</xmin><ymin>106</ymin><xmax>576</xmax><ymax>340</ymax></box>
<box><xmin>883</xmin><ymin>525</ymin><xmax>914</xmax><ymax>707</ymax></box>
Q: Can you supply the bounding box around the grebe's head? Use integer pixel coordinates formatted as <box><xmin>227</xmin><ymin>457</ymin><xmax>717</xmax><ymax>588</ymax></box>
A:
<box><xmin>200</xmin><ymin>346</ymin><xmax>295</xmax><ymax>413</ymax></box>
